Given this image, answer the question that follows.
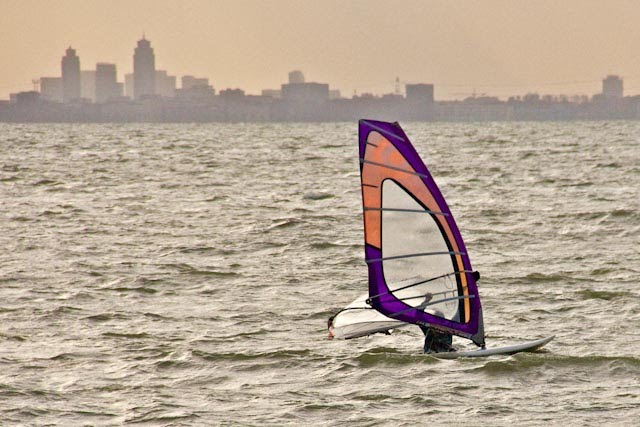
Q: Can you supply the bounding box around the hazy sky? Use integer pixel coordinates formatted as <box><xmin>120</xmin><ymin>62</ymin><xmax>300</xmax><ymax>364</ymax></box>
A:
<box><xmin>2</xmin><ymin>0</ymin><xmax>640</xmax><ymax>100</ymax></box>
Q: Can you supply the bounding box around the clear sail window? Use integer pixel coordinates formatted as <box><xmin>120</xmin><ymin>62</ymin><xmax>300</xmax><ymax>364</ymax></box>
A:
<box><xmin>381</xmin><ymin>179</ymin><xmax>460</xmax><ymax>321</ymax></box>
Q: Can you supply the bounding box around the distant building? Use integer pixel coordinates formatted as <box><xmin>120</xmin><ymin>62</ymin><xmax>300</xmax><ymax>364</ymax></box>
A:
<box><xmin>404</xmin><ymin>83</ymin><xmax>434</xmax><ymax>120</ymax></box>
<box><xmin>156</xmin><ymin>70</ymin><xmax>176</xmax><ymax>97</ymax></box>
<box><xmin>175</xmin><ymin>85</ymin><xmax>215</xmax><ymax>101</ymax></box>
<box><xmin>15</xmin><ymin>91</ymin><xmax>41</xmax><ymax>105</ymax></box>
<box><xmin>288</xmin><ymin>70</ymin><xmax>305</xmax><ymax>84</ymax></box>
<box><xmin>61</xmin><ymin>47</ymin><xmax>81</xmax><ymax>102</ymax></box>
<box><xmin>124</xmin><ymin>73</ymin><xmax>134</xmax><ymax>98</ymax></box>
<box><xmin>133</xmin><ymin>37</ymin><xmax>156</xmax><ymax>99</ymax></box>
<box><xmin>116</xmin><ymin>82</ymin><xmax>124</xmax><ymax>98</ymax></box>
<box><xmin>81</xmin><ymin>70</ymin><xmax>96</xmax><ymax>102</ymax></box>
<box><xmin>95</xmin><ymin>63</ymin><xmax>119</xmax><ymax>103</ymax></box>
<box><xmin>281</xmin><ymin>82</ymin><xmax>329</xmax><ymax>103</ymax></box>
<box><xmin>175</xmin><ymin>75</ymin><xmax>214</xmax><ymax>101</ymax></box>
<box><xmin>329</xmin><ymin>89</ymin><xmax>342</xmax><ymax>100</ymax></box>
<box><xmin>219</xmin><ymin>88</ymin><xmax>245</xmax><ymax>100</ymax></box>
<box><xmin>602</xmin><ymin>75</ymin><xmax>623</xmax><ymax>99</ymax></box>
<box><xmin>181</xmin><ymin>75</ymin><xmax>209</xmax><ymax>90</ymax></box>
<box><xmin>261</xmin><ymin>89</ymin><xmax>282</xmax><ymax>99</ymax></box>
<box><xmin>40</xmin><ymin>77</ymin><xmax>63</xmax><ymax>102</ymax></box>
<box><xmin>281</xmin><ymin>80</ymin><xmax>330</xmax><ymax>121</ymax></box>
<box><xmin>405</xmin><ymin>83</ymin><xmax>434</xmax><ymax>104</ymax></box>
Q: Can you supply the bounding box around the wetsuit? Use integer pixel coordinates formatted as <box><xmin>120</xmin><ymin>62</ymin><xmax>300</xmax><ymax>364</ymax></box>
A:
<box><xmin>419</xmin><ymin>325</ymin><xmax>453</xmax><ymax>353</ymax></box>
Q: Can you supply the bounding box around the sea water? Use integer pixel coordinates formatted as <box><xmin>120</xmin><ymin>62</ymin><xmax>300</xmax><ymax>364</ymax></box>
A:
<box><xmin>0</xmin><ymin>121</ymin><xmax>638</xmax><ymax>426</ymax></box>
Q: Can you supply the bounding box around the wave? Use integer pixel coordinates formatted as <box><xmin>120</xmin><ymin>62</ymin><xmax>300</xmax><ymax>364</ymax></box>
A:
<box><xmin>125</xmin><ymin>410</ymin><xmax>198</xmax><ymax>424</ymax></box>
<box><xmin>191</xmin><ymin>348</ymin><xmax>313</xmax><ymax>362</ymax></box>
<box><xmin>0</xmin><ymin>333</ymin><xmax>25</xmax><ymax>342</ymax></box>
<box><xmin>577</xmin><ymin>289</ymin><xmax>630</xmax><ymax>300</ymax></box>
<box><xmin>102</xmin><ymin>332</ymin><xmax>151</xmax><ymax>339</ymax></box>
<box><xmin>610</xmin><ymin>208</ymin><xmax>638</xmax><ymax>218</ymax></box>
<box><xmin>596</xmin><ymin>162</ymin><xmax>622</xmax><ymax>168</ymax></box>
<box><xmin>267</xmin><ymin>219</ymin><xmax>304</xmax><ymax>230</ymax></box>
<box><xmin>83</xmin><ymin>313</ymin><xmax>130</xmax><ymax>322</ymax></box>
<box><xmin>163</xmin><ymin>262</ymin><xmax>239</xmax><ymax>277</ymax></box>
<box><xmin>470</xmin><ymin>353</ymin><xmax>640</xmax><ymax>375</ymax></box>
<box><xmin>143</xmin><ymin>312</ymin><xmax>173</xmax><ymax>320</ymax></box>
<box><xmin>154</xmin><ymin>359</ymin><xmax>193</xmax><ymax>370</ymax></box>
<box><xmin>33</xmin><ymin>179</ymin><xmax>60</xmax><ymax>186</ymax></box>
<box><xmin>309</xmin><ymin>241</ymin><xmax>360</xmax><ymax>250</ymax></box>
<box><xmin>521</xmin><ymin>272</ymin><xmax>568</xmax><ymax>283</ymax></box>
<box><xmin>110</xmin><ymin>286</ymin><xmax>158</xmax><ymax>294</ymax></box>
<box><xmin>352</xmin><ymin>347</ymin><xmax>439</xmax><ymax>367</ymax></box>
<box><xmin>303</xmin><ymin>191</ymin><xmax>334</xmax><ymax>200</ymax></box>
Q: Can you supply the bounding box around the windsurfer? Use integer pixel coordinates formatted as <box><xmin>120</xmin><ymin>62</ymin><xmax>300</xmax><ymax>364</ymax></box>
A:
<box><xmin>418</xmin><ymin>293</ymin><xmax>454</xmax><ymax>353</ymax></box>
<box><xmin>327</xmin><ymin>315</ymin><xmax>335</xmax><ymax>339</ymax></box>
<box><xmin>420</xmin><ymin>325</ymin><xmax>454</xmax><ymax>353</ymax></box>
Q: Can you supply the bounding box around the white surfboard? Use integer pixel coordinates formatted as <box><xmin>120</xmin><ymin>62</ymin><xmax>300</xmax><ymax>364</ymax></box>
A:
<box><xmin>433</xmin><ymin>335</ymin><xmax>555</xmax><ymax>359</ymax></box>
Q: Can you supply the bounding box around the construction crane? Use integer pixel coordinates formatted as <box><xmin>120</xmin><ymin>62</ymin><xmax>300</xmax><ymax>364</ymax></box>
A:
<box><xmin>452</xmin><ymin>89</ymin><xmax>487</xmax><ymax>99</ymax></box>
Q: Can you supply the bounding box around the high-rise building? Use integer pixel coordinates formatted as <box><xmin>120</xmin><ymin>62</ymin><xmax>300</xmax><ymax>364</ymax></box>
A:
<box><xmin>602</xmin><ymin>75</ymin><xmax>623</xmax><ymax>99</ymax></box>
<box><xmin>280</xmin><ymin>77</ymin><xmax>330</xmax><ymax>121</ymax></box>
<box><xmin>156</xmin><ymin>70</ymin><xmax>176</xmax><ymax>98</ymax></box>
<box><xmin>95</xmin><ymin>63</ymin><xmax>119</xmax><ymax>103</ymax></box>
<box><xmin>116</xmin><ymin>83</ymin><xmax>124</xmax><ymax>98</ymax></box>
<box><xmin>288</xmin><ymin>70</ymin><xmax>305</xmax><ymax>84</ymax></box>
<box><xmin>405</xmin><ymin>84</ymin><xmax>434</xmax><ymax>104</ymax></box>
<box><xmin>404</xmin><ymin>83</ymin><xmax>434</xmax><ymax>120</ymax></box>
<box><xmin>133</xmin><ymin>37</ymin><xmax>156</xmax><ymax>99</ymax></box>
<box><xmin>181</xmin><ymin>75</ymin><xmax>209</xmax><ymax>90</ymax></box>
<box><xmin>61</xmin><ymin>47</ymin><xmax>81</xmax><ymax>102</ymax></box>
<box><xmin>124</xmin><ymin>73</ymin><xmax>134</xmax><ymax>98</ymax></box>
<box><xmin>176</xmin><ymin>76</ymin><xmax>215</xmax><ymax>100</ymax></box>
<box><xmin>40</xmin><ymin>77</ymin><xmax>63</xmax><ymax>102</ymax></box>
<box><xmin>81</xmin><ymin>70</ymin><xmax>96</xmax><ymax>102</ymax></box>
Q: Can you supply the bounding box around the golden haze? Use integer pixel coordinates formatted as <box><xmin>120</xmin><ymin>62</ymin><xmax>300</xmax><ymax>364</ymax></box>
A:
<box><xmin>2</xmin><ymin>0</ymin><xmax>640</xmax><ymax>100</ymax></box>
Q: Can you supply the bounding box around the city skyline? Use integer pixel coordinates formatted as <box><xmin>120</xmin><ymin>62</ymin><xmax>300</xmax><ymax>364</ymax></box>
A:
<box><xmin>2</xmin><ymin>1</ymin><xmax>640</xmax><ymax>101</ymax></box>
<box><xmin>3</xmin><ymin>35</ymin><xmax>638</xmax><ymax>125</ymax></box>
<box><xmin>4</xmin><ymin>36</ymin><xmax>638</xmax><ymax>105</ymax></box>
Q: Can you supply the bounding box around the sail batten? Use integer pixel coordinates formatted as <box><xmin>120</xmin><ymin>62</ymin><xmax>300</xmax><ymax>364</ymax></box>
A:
<box><xmin>368</xmin><ymin>270</ymin><xmax>473</xmax><ymax>301</ymax></box>
<box><xmin>366</xmin><ymin>251</ymin><xmax>465</xmax><ymax>264</ymax></box>
<box><xmin>364</xmin><ymin>207</ymin><xmax>449</xmax><ymax>216</ymax></box>
<box><xmin>360</xmin><ymin>159</ymin><xmax>431</xmax><ymax>179</ymax></box>
<box><xmin>359</xmin><ymin>120</ymin><xmax>485</xmax><ymax>347</ymax></box>
<box><xmin>398</xmin><ymin>294</ymin><xmax>475</xmax><ymax>304</ymax></box>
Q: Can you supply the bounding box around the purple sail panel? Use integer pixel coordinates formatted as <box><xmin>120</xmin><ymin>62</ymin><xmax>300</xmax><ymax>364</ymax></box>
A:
<box><xmin>359</xmin><ymin>120</ymin><xmax>484</xmax><ymax>346</ymax></box>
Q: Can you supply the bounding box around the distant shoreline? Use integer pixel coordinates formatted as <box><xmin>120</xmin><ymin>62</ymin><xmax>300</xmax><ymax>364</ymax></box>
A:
<box><xmin>2</xmin><ymin>96</ymin><xmax>638</xmax><ymax>123</ymax></box>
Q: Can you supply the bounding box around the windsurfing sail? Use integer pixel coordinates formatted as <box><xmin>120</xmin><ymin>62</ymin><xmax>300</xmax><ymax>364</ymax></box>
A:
<box><xmin>358</xmin><ymin>120</ymin><xmax>485</xmax><ymax>347</ymax></box>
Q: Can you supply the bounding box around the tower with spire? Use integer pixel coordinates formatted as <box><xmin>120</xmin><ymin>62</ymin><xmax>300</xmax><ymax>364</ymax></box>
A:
<box><xmin>61</xmin><ymin>46</ymin><xmax>81</xmax><ymax>102</ymax></box>
<box><xmin>133</xmin><ymin>35</ymin><xmax>156</xmax><ymax>100</ymax></box>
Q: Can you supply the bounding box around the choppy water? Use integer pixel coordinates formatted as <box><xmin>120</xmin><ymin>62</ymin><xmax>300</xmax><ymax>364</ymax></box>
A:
<box><xmin>1</xmin><ymin>121</ymin><xmax>639</xmax><ymax>426</ymax></box>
